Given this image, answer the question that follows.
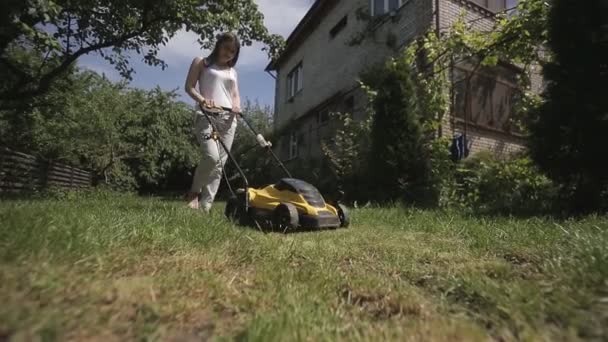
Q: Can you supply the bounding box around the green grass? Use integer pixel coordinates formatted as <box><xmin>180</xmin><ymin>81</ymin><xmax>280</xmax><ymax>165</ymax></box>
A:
<box><xmin>1</xmin><ymin>192</ymin><xmax>607</xmax><ymax>341</ymax></box>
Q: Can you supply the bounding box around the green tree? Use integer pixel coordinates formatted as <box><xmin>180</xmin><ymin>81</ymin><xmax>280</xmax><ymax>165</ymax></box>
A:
<box><xmin>321</xmin><ymin>107</ymin><xmax>373</xmax><ymax>203</ymax></box>
<box><xmin>528</xmin><ymin>0</ymin><xmax>608</xmax><ymax>212</ymax></box>
<box><xmin>0</xmin><ymin>0</ymin><xmax>284</xmax><ymax>109</ymax></box>
<box><xmin>228</xmin><ymin>99</ymin><xmax>275</xmax><ymax>188</ymax></box>
<box><xmin>363</xmin><ymin>60</ymin><xmax>433</xmax><ymax>204</ymax></box>
<box><xmin>21</xmin><ymin>70</ymin><xmax>198</xmax><ymax>190</ymax></box>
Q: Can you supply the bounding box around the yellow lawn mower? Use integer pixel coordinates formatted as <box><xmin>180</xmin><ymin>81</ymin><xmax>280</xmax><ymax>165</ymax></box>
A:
<box><xmin>199</xmin><ymin>105</ymin><xmax>350</xmax><ymax>232</ymax></box>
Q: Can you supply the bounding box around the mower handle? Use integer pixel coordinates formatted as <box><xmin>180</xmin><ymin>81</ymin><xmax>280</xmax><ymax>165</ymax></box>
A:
<box><xmin>199</xmin><ymin>104</ymin><xmax>237</xmax><ymax>114</ymax></box>
<box><xmin>199</xmin><ymin>104</ymin><xmax>293</xmax><ymax>178</ymax></box>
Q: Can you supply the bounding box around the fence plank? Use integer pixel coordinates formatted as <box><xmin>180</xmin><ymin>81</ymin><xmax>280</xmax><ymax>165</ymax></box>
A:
<box><xmin>1</xmin><ymin>172</ymin><xmax>43</xmax><ymax>184</ymax></box>
<box><xmin>47</xmin><ymin>180</ymin><xmax>89</xmax><ymax>188</ymax></box>
<box><xmin>0</xmin><ymin>181</ymin><xmax>36</xmax><ymax>190</ymax></box>
<box><xmin>1</xmin><ymin>154</ymin><xmax>41</xmax><ymax>167</ymax></box>
<box><xmin>47</xmin><ymin>171</ymin><xmax>90</xmax><ymax>183</ymax></box>
<box><xmin>1</xmin><ymin>173</ymin><xmax>44</xmax><ymax>182</ymax></box>
<box><xmin>0</xmin><ymin>149</ymin><xmax>5</xmax><ymax>180</ymax></box>
<box><xmin>1</xmin><ymin>160</ymin><xmax>44</xmax><ymax>172</ymax></box>
<box><xmin>47</xmin><ymin>175</ymin><xmax>89</xmax><ymax>185</ymax></box>
<box><xmin>1</xmin><ymin>148</ymin><xmax>37</xmax><ymax>161</ymax></box>
<box><xmin>0</xmin><ymin>147</ymin><xmax>91</xmax><ymax>193</ymax></box>
<box><xmin>48</xmin><ymin>164</ymin><xmax>90</xmax><ymax>178</ymax></box>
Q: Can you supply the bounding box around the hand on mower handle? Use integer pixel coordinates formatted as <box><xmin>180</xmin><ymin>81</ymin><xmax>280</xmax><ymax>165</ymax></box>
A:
<box><xmin>198</xmin><ymin>98</ymin><xmax>215</xmax><ymax>108</ymax></box>
<box><xmin>256</xmin><ymin>134</ymin><xmax>272</xmax><ymax>148</ymax></box>
<box><xmin>200</xmin><ymin>103</ymin><xmax>244</xmax><ymax>115</ymax></box>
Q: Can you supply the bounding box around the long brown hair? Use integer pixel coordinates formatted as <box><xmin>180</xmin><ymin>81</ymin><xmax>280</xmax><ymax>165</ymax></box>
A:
<box><xmin>206</xmin><ymin>32</ymin><xmax>241</xmax><ymax>67</ymax></box>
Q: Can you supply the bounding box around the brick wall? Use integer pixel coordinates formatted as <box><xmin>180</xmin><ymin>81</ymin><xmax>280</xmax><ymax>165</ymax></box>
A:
<box><xmin>274</xmin><ymin>0</ymin><xmax>541</xmax><ymax>161</ymax></box>
<box><xmin>274</xmin><ymin>0</ymin><xmax>434</xmax><ymax>160</ymax></box>
<box><xmin>438</xmin><ymin>0</ymin><xmax>530</xmax><ymax>157</ymax></box>
<box><xmin>439</xmin><ymin>0</ymin><xmax>496</xmax><ymax>32</ymax></box>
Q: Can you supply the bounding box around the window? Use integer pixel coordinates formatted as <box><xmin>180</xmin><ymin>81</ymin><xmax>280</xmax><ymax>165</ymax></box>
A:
<box><xmin>370</xmin><ymin>0</ymin><xmax>404</xmax><ymax>16</ymax></box>
<box><xmin>317</xmin><ymin>108</ymin><xmax>330</xmax><ymax>125</ymax></box>
<box><xmin>288</xmin><ymin>131</ymin><xmax>298</xmax><ymax>159</ymax></box>
<box><xmin>330</xmin><ymin>15</ymin><xmax>348</xmax><ymax>38</ymax></box>
<box><xmin>470</xmin><ymin>0</ymin><xmax>517</xmax><ymax>13</ymax></box>
<box><xmin>344</xmin><ymin>96</ymin><xmax>355</xmax><ymax>113</ymax></box>
<box><xmin>287</xmin><ymin>62</ymin><xmax>303</xmax><ymax>100</ymax></box>
<box><xmin>453</xmin><ymin>65</ymin><xmax>521</xmax><ymax>133</ymax></box>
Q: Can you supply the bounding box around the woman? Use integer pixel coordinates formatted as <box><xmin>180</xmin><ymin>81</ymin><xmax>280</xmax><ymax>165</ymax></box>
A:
<box><xmin>184</xmin><ymin>32</ymin><xmax>242</xmax><ymax>211</ymax></box>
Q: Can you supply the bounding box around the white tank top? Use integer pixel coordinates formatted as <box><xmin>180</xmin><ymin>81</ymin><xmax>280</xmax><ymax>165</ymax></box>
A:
<box><xmin>199</xmin><ymin>60</ymin><xmax>237</xmax><ymax>109</ymax></box>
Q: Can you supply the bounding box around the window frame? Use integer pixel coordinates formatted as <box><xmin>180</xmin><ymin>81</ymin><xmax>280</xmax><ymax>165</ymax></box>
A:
<box><xmin>329</xmin><ymin>15</ymin><xmax>348</xmax><ymax>39</ymax></box>
<box><xmin>469</xmin><ymin>0</ymin><xmax>516</xmax><ymax>13</ymax></box>
<box><xmin>286</xmin><ymin>62</ymin><xmax>303</xmax><ymax>101</ymax></box>
<box><xmin>369</xmin><ymin>0</ymin><xmax>404</xmax><ymax>17</ymax></box>
<box><xmin>288</xmin><ymin>130</ymin><xmax>299</xmax><ymax>160</ymax></box>
<box><xmin>317</xmin><ymin>108</ymin><xmax>330</xmax><ymax>125</ymax></box>
<box><xmin>452</xmin><ymin>64</ymin><xmax>523</xmax><ymax>135</ymax></box>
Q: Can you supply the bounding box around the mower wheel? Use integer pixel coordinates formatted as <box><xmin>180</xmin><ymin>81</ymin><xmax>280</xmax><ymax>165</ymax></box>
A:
<box><xmin>337</xmin><ymin>204</ymin><xmax>350</xmax><ymax>228</ymax></box>
<box><xmin>274</xmin><ymin>203</ymin><xmax>299</xmax><ymax>231</ymax></box>
<box><xmin>225</xmin><ymin>196</ymin><xmax>243</xmax><ymax>222</ymax></box>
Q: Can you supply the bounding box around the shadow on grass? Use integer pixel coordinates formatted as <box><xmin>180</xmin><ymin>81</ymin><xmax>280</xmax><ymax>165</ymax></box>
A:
<box><xmin>228</xmin><ymin>217</ymin><xmax>345</xmax><ymax>235</ymax></box>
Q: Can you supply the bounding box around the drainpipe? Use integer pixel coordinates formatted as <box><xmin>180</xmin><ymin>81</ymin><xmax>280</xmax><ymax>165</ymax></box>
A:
<box><xmin>435</xmin><ymin>0</ymin><xmax>442</xmax><ymax>139</ymax></box>
<box><xmin>267</xmin><ymin>68</ymin><xmax>280</xmax><ymax>155</ymax></box>
<box><xmin>435</xmin><ymin>0</ymin><xmax>440</xmax><ymax>35</ymax></box>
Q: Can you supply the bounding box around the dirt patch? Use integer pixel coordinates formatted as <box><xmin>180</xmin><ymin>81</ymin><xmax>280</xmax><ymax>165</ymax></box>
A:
<box><xmin>162</xmin><ymin>310</ymin><xmax>216</xmax><ymax>341</ymax></box>
<box><xmin>0</xmin><ymin>327</ymin><xmax>12</xmax><ymax>342</ymax></box>
<box><xmin>502</xmin><ymin>252</ymin><xmax>542</xmax><ymax>269</ymax></box>
<box><xmin>502</xmin><ymin>252</ymin><xmax>543</xmax><ymax>280</ymax></box>
<box><xmin>444</xmin><ymin>283</ymin><xmax>495</xmax><ymax>314</ymax></box>
<box><xmin>338</xmin><ymin>285</ymin><xmax>423</xmax><ymax>320</ymax></box>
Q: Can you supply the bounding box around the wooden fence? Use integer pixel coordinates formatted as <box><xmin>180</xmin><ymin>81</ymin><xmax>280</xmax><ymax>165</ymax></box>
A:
<box><xmin>0</xmin><ymin>147</ymin><xmax>92</xmax><ymax>193</ymax></box>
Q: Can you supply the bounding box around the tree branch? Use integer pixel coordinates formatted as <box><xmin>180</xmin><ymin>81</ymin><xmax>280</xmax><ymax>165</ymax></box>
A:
<box><xmin>1</xmin><ymin>10</ymin><xmax>169</xmax><ymax>101</ymax></box>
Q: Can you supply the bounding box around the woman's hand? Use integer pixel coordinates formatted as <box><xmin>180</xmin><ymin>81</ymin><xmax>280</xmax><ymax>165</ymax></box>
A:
<box><xmin>198</xmin><ymin>98</ymin><xmax>216</xmax><ymax>109</ymax></box>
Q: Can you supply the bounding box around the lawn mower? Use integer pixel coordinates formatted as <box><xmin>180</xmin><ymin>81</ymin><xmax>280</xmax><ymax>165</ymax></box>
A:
<box><xmin>198</xmin><ymin>104</ymin><xmax>349</xmax><ymax>232</ymax></box>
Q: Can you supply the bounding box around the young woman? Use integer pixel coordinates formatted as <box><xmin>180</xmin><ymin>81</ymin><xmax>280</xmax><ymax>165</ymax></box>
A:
<box><xmin>184</xmin><ymin>32</ymin><xmax>242</xmax><ymax>211</ymax></box>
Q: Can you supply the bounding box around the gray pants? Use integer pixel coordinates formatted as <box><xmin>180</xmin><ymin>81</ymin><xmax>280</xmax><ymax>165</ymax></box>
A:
<box><xmin>190</xmin><ymin>109</ymin><xmax>237</xmax><ymax>210</ymax></box>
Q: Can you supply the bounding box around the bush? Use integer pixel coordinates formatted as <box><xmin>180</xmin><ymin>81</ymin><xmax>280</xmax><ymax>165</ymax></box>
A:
<box><xmin>362</xmin><ymin>58</ymin><xmax>441</xmax><ymax>206</ymax></box>
<box><xmin>428</xmin><ymin>137</ymin><xmax>457</xmax><ymax>208</ymax></box>
<box><xmin>452</xmin><ymin>152</ymin><xmax>557</xmax><ymax>215</ymax></box>
<box><xmin>321</xmin><ymin>109</ymin><xmax>373</xmax><ymax>204</ymax></box>
<box><xmin>528</xmin><ymin>0</ymin><xmax>608</xmax><ymax>213</ymax></box>
<box><xmin>35</xmin><ymin>185</ymin><xmax>136</xmax><ymax>201</ymax></box>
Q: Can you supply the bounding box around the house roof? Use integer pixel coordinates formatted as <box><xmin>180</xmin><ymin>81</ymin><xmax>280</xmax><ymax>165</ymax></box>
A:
<box><xmin>265</xmin><ymin>0</ymin><xmax>335</xmax><ymax>71</ymax></box>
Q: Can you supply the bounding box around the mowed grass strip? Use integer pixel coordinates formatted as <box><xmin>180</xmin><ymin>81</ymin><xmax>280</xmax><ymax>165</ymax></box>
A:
<box><xmin>0</xmin><ymin>193</ymin><xmax>606</xmax><ymax>341</ymax></box>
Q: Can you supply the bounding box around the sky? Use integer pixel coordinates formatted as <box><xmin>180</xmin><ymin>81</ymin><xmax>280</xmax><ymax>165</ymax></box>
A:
<box><xmin>78</xmin><ymin>0</ymin><xmax>316</xmax><ymax>109</ymax></box>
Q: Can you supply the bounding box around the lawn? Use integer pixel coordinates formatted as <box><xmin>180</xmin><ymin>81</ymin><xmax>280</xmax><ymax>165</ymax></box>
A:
<box><xmin>0</xmin><ymin>192</ymin><xmax>606</xmax><ymax>341</ymax></box>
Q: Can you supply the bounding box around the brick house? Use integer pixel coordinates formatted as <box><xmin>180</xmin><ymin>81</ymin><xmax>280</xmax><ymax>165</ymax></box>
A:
<box><xmin>266</xmin><ymin>0</ymin><xmax>542</xmax><ymax>163</ymax></box>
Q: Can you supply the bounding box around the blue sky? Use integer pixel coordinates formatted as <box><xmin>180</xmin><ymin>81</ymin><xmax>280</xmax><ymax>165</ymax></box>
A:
<box><xmin>78</xmin><ymin>0</ymin><xmax>315</xmax><ymax>109</ymax></box>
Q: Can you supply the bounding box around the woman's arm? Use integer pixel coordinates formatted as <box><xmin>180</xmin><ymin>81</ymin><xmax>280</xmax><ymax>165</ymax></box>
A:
<box><xmin>184</xmin><ymin>57</ymin><xmax>210</xmax><ymax>106</ymax></box>
<box><xmin>231</xmin><ymin>69</ymin><xmax>242</xmax><ymax>113</ymax></box>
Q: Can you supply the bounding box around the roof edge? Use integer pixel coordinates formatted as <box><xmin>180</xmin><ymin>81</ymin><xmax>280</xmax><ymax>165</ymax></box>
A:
<box><xmin>265</xmin><ymin>0</ymin><xmax>328</xmax><ymax>71</ymax></box>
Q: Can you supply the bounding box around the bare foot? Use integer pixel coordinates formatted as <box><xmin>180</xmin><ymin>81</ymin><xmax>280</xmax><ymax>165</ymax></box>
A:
<box><xmin>185</xmin><ymin>192</ymin><xmax>199</xmax><ymax>209</ymax></box>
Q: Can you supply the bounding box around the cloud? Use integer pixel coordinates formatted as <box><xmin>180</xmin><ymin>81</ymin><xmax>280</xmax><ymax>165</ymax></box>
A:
<box><xmin>78</xmin><ymin>57</ymin><xmax>123</xmax><ymax>81</ymax></box>
<box><xmin>155</xmin><ymin>0</ymin><xmax>314</xmax><ymax>71</ymax></box>
<box><xmin>256</xmin><ymin>0</ymin><xmax>316</xmax><ymax>37</ymax></box>
<box><xmin>157</xmin><ymin>29</ymin><xmax>209</xmax><ymax>63</ymax></box>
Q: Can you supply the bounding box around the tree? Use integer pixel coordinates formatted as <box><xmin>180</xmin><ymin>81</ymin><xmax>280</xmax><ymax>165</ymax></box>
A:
<box><xmin>228</xmin><ymin>99</ymin><xmax>275</xmax><ymax>188</ymax></box>
<box><xmin>321</xmin><ymin>106</ymin><xmax>373</xmax><ymax>203</ymax></box>
<box><xmin>364</xmin><ymin>59</ymin><xmax>433</xmax><ymax>204</ymax></box>
<box><xmin>528</xmin><ymin>0</ymin><xmax>608</xmax><ymax>212</ymax></box>
<box><xmin>0</xmin><ymin>0</ymin><xmax>284</xmax><ymax>109</ymax></box>
<box><xmin>17</xmin><ymin>69</ymin><xmax>199</xmax><ymax>190</ymax></box>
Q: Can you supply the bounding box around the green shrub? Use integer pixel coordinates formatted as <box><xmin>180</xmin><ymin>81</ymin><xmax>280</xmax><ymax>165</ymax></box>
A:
<box><xmin>452</xmin><ymin>152</ymin><xmax>557</xmax><ymax>215</ymax></box>
<box><xmin>34</xmin><ymin>185</ymin><xmax>136</xmax><ymax>201</ymax></box>
<box><xmin>528</xmin><ymin>0</ymin><xmax>607</xmax><ymax>213</ymax></box>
